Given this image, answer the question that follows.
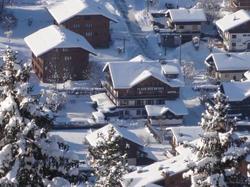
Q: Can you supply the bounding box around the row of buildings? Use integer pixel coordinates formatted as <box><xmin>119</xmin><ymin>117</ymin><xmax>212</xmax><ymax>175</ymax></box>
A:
<box><xmin>24</xmin><ymin>0</ymin><xmax>117</xmax><ymax>83</ymax></box>
<box><xmin>90</xmin><ymin>56</ymin><xmax>188</xmax><ymax>126</ymax></box>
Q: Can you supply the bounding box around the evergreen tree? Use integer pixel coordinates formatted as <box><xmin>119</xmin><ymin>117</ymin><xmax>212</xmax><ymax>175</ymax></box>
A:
<box><xmin>88</xmin><ymin>127</ymin><xmax>128</xmax><ymax>187</ymax></box>
<box><xmin>0</xmin><ymin>46</ymin><xmax>83</xmax><ymax>186</ymax></box>
<box><xmin>183</xmin><ymin>90</ymin><xmax>249</xmax><ymax>187</ymax></box>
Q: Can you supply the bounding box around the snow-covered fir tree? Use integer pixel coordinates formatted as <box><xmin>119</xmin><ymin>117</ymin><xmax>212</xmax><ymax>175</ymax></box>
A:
<box><xmin>88</xmin><ymin>127</ymin><xmax>128</xmax><ymax>187</ymax></box>
<box><xmin>183</xmin><ymin>90</ymin><xmax>249</xmax><ymax>187</ymax></box>
<box><xmin>0</xmin><ymin>46</ymin><xmax>84</xmax><ymax>186</ymax></box>
<box><xmin>194</xmin><ymin>0</ymin><xmax>221</xmax><ymax>21</ymax></box>
<box><xmin>40</xmin><ymin>89</ymin><xmax>67</xmax><ymax>112</ymax></box>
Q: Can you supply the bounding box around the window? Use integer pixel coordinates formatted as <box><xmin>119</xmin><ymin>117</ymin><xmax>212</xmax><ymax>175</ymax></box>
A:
<box><xmin>64</xmin><ymin>56</ymin><xmax>72</xmax><ymax>61</ymax></box>
<box><xmin>120</xmin><ymin>100</ymin><xmax>128</xmax><ymax>106</ymax></box>
<box><xmin>85</xmin><ymin>32</ymin><xmax>93</xmax><ymax>37</ymax></box>
<box><xmin>232</xmin><ymin>43</ymin><xmax>236</xmax><ymax>47</ymax></box>
<box><xmin>135</xmin><ymin>100</ymin><xmax>143</xmax><ymax>106</ymax></box>
<box><xmin>156</xmin><ymin>100</ymin><xmax>165</xmax><ymax>105</ymax></box>
<box><xmin>52</xmin><ymin>56</ymin><xmax>58</xmax><ymax>61</ymax></box>
<box><xmin>192</xmin><ymin>25</ymin><xmax>198</xmax><ymax>31</ymax></box>
<box><xmin>179</xmin><ymin>25</ymin><xmax>184</xmax><ymax>29</ymax></box>
<box><xmin>232</xmin><ymin>35</ymin><xmax>236</xmax><ymax>38</ymax></box>
<box><xmin>124</xmin><ymin>110</ymin><xmax>129</xmax><ymax>115</ymax></box>
<box><xmin>62</xmin><ymin>48</ymin><xmax>68</xmax><ymax>52</ymax></box>
<box><xmin>146</xmin><ymin>100</ymin><xmax>153</xmax><ymax>105</ymax></box>
<box><xmin>73</xmin><ymin>24</ymin><xmax>80</xmax><ymax>29</ymax></box>
<box><xmin>85</xmin><ymin>23</ymin><xmax>92</xmax><ymax>28</ymax></box>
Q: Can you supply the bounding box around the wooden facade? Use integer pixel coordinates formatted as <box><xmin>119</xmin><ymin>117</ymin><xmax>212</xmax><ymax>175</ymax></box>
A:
<box><xmin>148</xmin><ymin>111</ymin><xmax>184</xmax><ymax>127</ymax></box>
<box><xmin>103</xmin><ymin>69</ymin><xmax>179</xmax><ymax>109</ymax></box>
<box><xmin>89</xmin><ymin>137</ymin><xmax>154</xmax><ymax>166</ymax></box>
<box><xmin>32</xmin><ymin>47</ymin><xmax>90</xmax><ymax>83</ymax></box>
<box><xmin>231</xmin><ymin>0</ymin><xmax>250</xmax><ymax>10</ymax></box>
<box><xmin>218</xmin><ymin>21</ymin><xmax>250</xmax><ymax>51</ymax></box>
<box><xmin>165</xmin><ymin>12</ymin><xmax>204</xmax><ymax>45</ymax></box>
<box><xmin>220</xmin><ymin>86</ymin><xmax>250</xmax><ymax>119</ymax></box>
<box><xmin>55</xmin><ymin>15</ymin><xmax>111</xmax><ymax>48</ymax></box>
<box><xmin>164</xmin><ymin>172</ymin><xmax>191</xmax><ymax>187</ymax></box>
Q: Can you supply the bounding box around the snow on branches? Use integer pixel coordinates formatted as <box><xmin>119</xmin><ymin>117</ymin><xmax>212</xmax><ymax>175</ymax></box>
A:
<box><xmin>183</xmin><ymin>89</ymin><xmax>249</xmax><ymax>187</ymax></box>
<box><xmin>0</xmin><ymin>46</ymin><xmax>84</xmax><ymax>186</ymax></box>
<box><xmin>40</xmin><ymin>89</ymin><xmax>67</xmax><ymax>112</ymax></box>
<box><xmin>88</xmin><ymin>127</ymin><xmax>128</xmax><ymax>187</ymax></box>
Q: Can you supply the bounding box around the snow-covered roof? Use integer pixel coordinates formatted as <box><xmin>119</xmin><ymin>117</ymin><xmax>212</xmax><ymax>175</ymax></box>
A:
<box><xmin>129</xmin><ymin>54</ymin><xmax>151</xmax><ymax>62</ymax></box>
<box><xmin>128</xmin><ymin>127</ymin><xmax>172</xmax><ymax>161</ymax></box>
<box><xmin>166</xmin><ymin>126</ymin><xmax>202</xmax><ymax>144</ymax></box>
<box><xmin>47</xmin><ymin>0</ymin><xmax>118</xmax><ymax>24</ymax></box>
<box><xmin>90</xmin><ymin>93</ymin><xmax>116</xmax><ymax>112</ymax></box>
<box><xmin>85</xmin><ymin>124</ymin><xmax>144</xmax><ymax>147</ymax></box>
<box><xmin>145</xmin><ymin>99</ymin><xmax>188</xmax><ymax>117</ymax></box>
<box><xmin>215</xmin><ymin>10</ymin><xmax>250</xmax><ymax>32</ymax></box>
<box><xmin>244</xmin><ymin>71</ymin><xmax>250</xmax><ymax>80</ymax></box>
<box><xmin>205</xmin><ymin>52</ymin><xmax>250</xmax><ymax>72</ymax></box>
<box><xmin>122</xmin><ymin>152</ymin><xmax>192</xmax><ymax>187</ymax></box>
<box><xmin>24</xmin><ymin>25</ymin><xmax>96</xmax><ymax>57</ymax></box>
<box><xmin>222</xmin><ymin>81</ymin><xmax>250</xmax><ymax>102</ymax></box>
<box><xmin>166</xmin><ymin>8</ymin><xmax>206</xmax><ymax>23</ymax></box>
<box><xmin>103</xmin><ymin>61</ymin><xmax>184</xmax><ymax>89</ymax></box>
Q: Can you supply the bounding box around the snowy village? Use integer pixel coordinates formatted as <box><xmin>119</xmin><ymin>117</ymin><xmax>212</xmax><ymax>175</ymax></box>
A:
<box><xmin>1</xmin><ymin>0</ymin><xmax>250</xmax><ymax>186</ymax></box>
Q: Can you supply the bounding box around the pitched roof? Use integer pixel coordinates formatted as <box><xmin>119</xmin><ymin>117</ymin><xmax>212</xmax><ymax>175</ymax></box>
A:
<box><xmin>103</xmin><ymin>60</ymin><xmax>184</xmax><ymax>89</ymax></box>
<box><xmin>145</xmin><ymin>99</ymin><xmax>188</xmax><ymax>117</ymax></box>
<box><xmin>122</xmin><ymin>151</ymin><xmax>192</xmax><ymax>187</ymax></box>
<box><xmin>85</xmin><ymin>124</ymin><xmax>145</xmax><ymax>147</ymax></box>
<box><xmin>166</xmin><ymin>8</ymin><xmax>206</xmax><ymax>23</ymax></box>
<box><xmin>205</xmin><ymin>52</ymin><xmax>250</xmax><ymax>71</ymax></box>
<box><xmin>222</xmin><ymin>81</ymin><xmax>250</xmax><ymax>102</ymax></box>
<box><xmin>165</xmin><ymin>126</ymin><xmax>202</xmax><ymax>144</ymax></box>
<box><xmin>47</xmin><ymin>0</ymin><xmax>118</xmax><ymax>24</ymax></box>
<box><xmin>24</xmin><ymin>25</ymin><xmax>96</xmax><ymax>57</ymax></box>
<box><xmin>215</xmin><ymin>10</ymin><xmax>250</xmax><ymax>32</ymax></box>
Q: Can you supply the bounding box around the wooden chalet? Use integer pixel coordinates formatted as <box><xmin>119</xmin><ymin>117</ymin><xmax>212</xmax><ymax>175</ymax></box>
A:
<box><xmin>121</xmin><ymin>148</ymin><xmax>192</xmax><ymax>187</ymax></box>
<box><xmin>165</xmin><ymin>8</ymin><xmax>206</xmax><ymax>45</ymax></box>
<box><xmin>205</xmin><ymin>52</ymin><xmax>250</xmax><ymax>81</ymax></box>
<box><xmin>216</xmin><ymin>10</ymin><xmax>250</xmax><ymax>52</ymax></box>
<box><xmin>24</xmin><ymin>25</ymin><xmax>96</xmax><ymax>83</ymax></box>
<box><xmin>91</xmin><ymin>58</ymin><xmax>186</xmax><ymax>121</ymax></box>
<box><xmin>47</xmin><ymin>0</ymin><xmax>117</xmax><ymax>48</ymax></box>
<box><xmin>231</xmin><ymin>0</ymin><xmax>250</xmax><ymax>10</ymax></box>
<box><xmin>221</xmin><ymin>81</ymin><xmax>250</xmax><ymax>119</ymax></box>
<box><xmin>145</xmin><ymin>99</ymin><xmax>188</xmax><ymax>126</ymax></box>
<box><xmin>85</xmin><ymin>124</ymin><xmax>156</xmax><ymax>166</ymax></box>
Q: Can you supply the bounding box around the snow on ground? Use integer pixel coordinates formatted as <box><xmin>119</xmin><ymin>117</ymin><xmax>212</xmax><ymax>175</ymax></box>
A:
<box><xmin>0</xmin><ymin>5</ymin><xmax>53</xmax><ymax>61</ymax></box>
<box><xmin>55</xmin><ymin>95</ymin><xmax>94</xmax><ymax>124</ymax></box>
<box><xmin>50</xmin><ymin>129</ymin><xmax>90</xmax><ymax>160</ymax></box>
<box><xmin>1</xmin><ymin>0</ymin><xmax>222</xmax><ymax>126</ymax></box>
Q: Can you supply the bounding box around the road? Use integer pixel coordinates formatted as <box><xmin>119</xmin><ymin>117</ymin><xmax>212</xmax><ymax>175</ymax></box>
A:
<box><xmin>114</xmin><ymin>0</ymin><xmax>160</xmax><ymax>60</ymax></box>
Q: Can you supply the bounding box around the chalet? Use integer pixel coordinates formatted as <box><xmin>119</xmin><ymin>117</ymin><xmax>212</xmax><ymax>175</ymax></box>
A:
<box><xmin>221</xmin><ymin>81</ymin><xmax>250</xmax><ymax>119</ymax></box>
<box><xmin>121</xmin><ymin>147</ymin><xmax>192</xmax><ymax>187</ymax></box>
<box><xmin>231</xmin><ymin>0</ymin><xmax>250</xmax><ymax>10</ymax></box>
<box><xmin>85</xmin><ymin>124</ymin><xmax>160</xmax><ymax>166</ymax></box>
<box><xmin>145</xmin><ymin>99</ymin><xmax>188</xmax><ymax>126</ymax></box>
<box><xmin>90</xmin><ymin>58</ymin><xmax>186</xmax><ymax>121</ymax></box>
<box><xmin>24</xmin><ymin>25</ymin><xmax>96</xmax><ymax>83</ymax></box>
<box><xmin>215</xmin><ymin>10</ymin><xmax>250</xmax><ymax>51</ymax></box>
<box><xmin>165</xmin><ymin>8</ymin><xmax>206</xmax><ymax>45</ymax></box>
<box><xmin>47</xmin><ymin>0</ymin><xmax>117</xmax><ymax>48</ymax></box>
<box><xmin>122</xmin><ymin>137</ymin><xmax>250</xmax><ymax>187</ymax></box>
<box><xmin>165</xmin><ymin>126</ymin><xmax>202</xmax><ymax>149</ymax></box>
<box><xmin>205</xmin><ymin>52</ymin><xmax>250</xmax><ymax>81</ymax></box>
